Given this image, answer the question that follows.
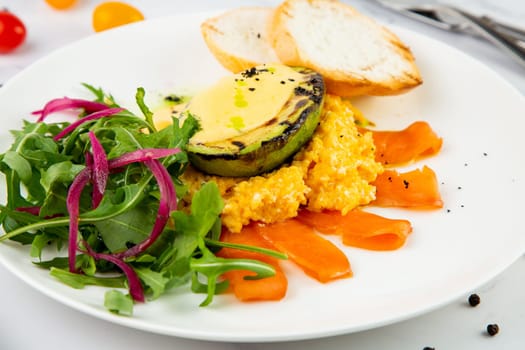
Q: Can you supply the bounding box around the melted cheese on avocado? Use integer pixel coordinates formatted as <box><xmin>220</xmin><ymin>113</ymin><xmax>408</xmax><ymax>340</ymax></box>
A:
<box><xmin>187</xmin><ymin>65</ymin><xmax>304</xmax><ymax>144</ymax></box>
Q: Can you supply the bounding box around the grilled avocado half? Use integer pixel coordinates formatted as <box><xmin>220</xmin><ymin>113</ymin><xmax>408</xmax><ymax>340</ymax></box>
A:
<box><xmin>185</xmin><ymin>64</ymin><xmax>325</xmax><ymax>177</ymax></box>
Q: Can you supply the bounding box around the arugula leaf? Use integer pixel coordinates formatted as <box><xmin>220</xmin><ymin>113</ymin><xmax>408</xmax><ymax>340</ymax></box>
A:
<box><xmin>204</xmin><ymin>238</ymin><xmax>287</xmax><ymax>260</ymax></box>
<box><xmin>0</xmin><ymin>165</ymin><xmax>31</xmax><ymax>210</ymax></box>
<box><xmin>131</xmin><ymin>254</ymin><xmax>157</xmax><ymax>264</ymax></box>
<box><xmin>50</xmin><ymin>267</ymin><xmax>125</xmax><ymax>289</ymax></box>
<box><xmin>168</xmin><ymin>182</ymin><xmax>277</xmax><ymax>306</ymax></box>
<box><xmin>2</xmin><ymin>151</ymin><xmax>32</xmax><ymax>184</ymax></box>
<box><xmin>82</xmin><ymin>83</ymin><xmax>119</xmax><ymax>107</ymax></box>
<box><xmin>33</xmin><ymin>256</ymin><xmax>69</xmax><ymax>269</ymax></box>
<box><xmin>191</xmin><ymin>272</ymin><xmax>229</xmax><ymax>298</ymax></box>
<box><xmin>30</xmin><ymin>233</ymin><xmax>56</xmax><ymax>260</ymax></box>
<box><xmin>135</xmin><ymin>87</ymin><xmax>155</xmax><ymax>132</ymax></box>
<box><xmin>104</xmin><ymin>290</ymin><xmax>133</xmax><ymax>316</ymax></box>
<box><xmin>8</xmin><ymin>121</ymin><xmax>49</xmax><ymax>153</ymax></box>
<box><xmin>94</xmin><ymin>204</ymin><xmax>156</xmax><ymax>252</ymax></box>
<box><xmin>190</xmin><ymin>242</ymin><xmax>276</xmax><ymax>306</ymax></box>
<box><xmin>171</xmin><ymin>112</ymin><xmax>200</xmax><ymax>149</ymax></box>
<box><xmin>171</xmin><ymin>182</ymin><xmax>224</xmax><ymax>240</ymax></box>
<box><xmin>18</xmin><ymin>133</ymin><xmax>68</xmax><ymax>168</ymax></box>
<box><xmin>41</xmin><ymin>161</ymin><xmax>85</xmax><ymax>191</ymax></box>
<box><xmin>39</xmin><ymin>183</ymin><xmax>69</xmax><ymax>217</ymax></box>
<box><xmin>158</xmin><ymin>234</ymin><xmax>194</xmax><ymax>288</ymax></box>
<box><xmin>134</xmin><ymin>267</ymin><xmax>169</xmax><ymax>300</ymax></box>
<box><xmin>82</xmin><ymin>181</ymin><xmax>150</xmax><ymax>219</ymax></box>
<box><xmin>77</xmin><ymin>252</ymin><xmax>98</xmax><ymax>276</ymax></box>
<box><xmin>105</xmin><ymin>127</ymin><xmax>146</xmax><ymax>158</ymax></box>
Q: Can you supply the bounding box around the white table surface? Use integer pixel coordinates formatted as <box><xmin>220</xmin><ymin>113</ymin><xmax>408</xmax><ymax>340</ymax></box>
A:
<box><xmin>1</xmin><ymin>1</ymin><xmax>524</xmax><ymax>349</ymax></box>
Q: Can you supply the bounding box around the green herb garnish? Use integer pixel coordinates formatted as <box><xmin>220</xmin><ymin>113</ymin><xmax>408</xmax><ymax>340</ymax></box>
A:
<box><xmin>0</xmin><ymin>84</ymin><xmax>285</xmax><ymax>314</ymax></box>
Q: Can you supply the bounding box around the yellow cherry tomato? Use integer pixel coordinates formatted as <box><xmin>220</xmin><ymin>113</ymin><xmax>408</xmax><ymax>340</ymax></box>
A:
<box><xmin>92</xmin><ymin>1</ymin><xmax>144</xmax><ymax>32</ymax></box>
<box><xmin>45</xmin><ymin>0</ymin><xmax>77</xmax><ymax>10</ymax></box>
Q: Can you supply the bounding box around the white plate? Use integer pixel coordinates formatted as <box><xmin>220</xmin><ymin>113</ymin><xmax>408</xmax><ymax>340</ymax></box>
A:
<box><xmin>1</xmin><ymin>12</ymin><xmax>525</xmax><ymax>343</ymax></box>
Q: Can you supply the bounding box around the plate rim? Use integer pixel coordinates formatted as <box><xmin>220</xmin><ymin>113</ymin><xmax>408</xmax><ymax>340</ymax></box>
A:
<box><xmin>0</xmin><ymin>12</ymin><xmax>524</xmax><ymax>343</ymax></box>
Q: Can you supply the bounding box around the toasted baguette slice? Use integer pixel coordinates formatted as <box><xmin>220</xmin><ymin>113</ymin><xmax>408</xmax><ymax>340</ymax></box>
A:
<box><xmin>201</xmin><ymin>7</ymin><xmax>280</xmax><ymax>73</ymax></box>
<box><xmin>269</xmin><ymin>0</ymin><xmax>422</xmax><ymax>96</ymax></box>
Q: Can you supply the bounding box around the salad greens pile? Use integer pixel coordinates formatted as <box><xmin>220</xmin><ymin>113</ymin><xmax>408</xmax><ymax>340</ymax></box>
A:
<box><xmin>0</xmin><ymin>84</ymin><xmax>284</xmax><ymax>315</ymax></box>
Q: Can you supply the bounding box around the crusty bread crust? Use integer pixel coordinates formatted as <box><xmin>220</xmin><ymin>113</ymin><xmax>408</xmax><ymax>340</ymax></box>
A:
<box><xmin>269</xmin><ymin>0</ymin><xmax>422</xmax><ymax>96</ymax></box>
<box><xmin>200</xmin><ymin>34</ymin><xmax>259</xmax><ymax>73</ymax></box>
<box><xmin>201</xmin><ymin>7</ymin><xmax>279</xmax><ymax>73</ymax></box>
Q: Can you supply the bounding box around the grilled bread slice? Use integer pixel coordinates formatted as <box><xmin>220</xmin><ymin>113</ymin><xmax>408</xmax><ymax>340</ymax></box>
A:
<box><xmin>201</xmin><ymin>7</ymin><xmax>280</xmax><ymax>73</ymax></box>
<box><xmin>269</xmin><ymin>0</ymin><xmax>422</xmax><ymax>96</ymax></box>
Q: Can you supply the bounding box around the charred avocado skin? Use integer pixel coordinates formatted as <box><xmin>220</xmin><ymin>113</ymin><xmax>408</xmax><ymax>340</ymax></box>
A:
<box><xmin>187</xmin><ymin>66</ymin><xmax>325</xmax><ymax>177</ymax></box>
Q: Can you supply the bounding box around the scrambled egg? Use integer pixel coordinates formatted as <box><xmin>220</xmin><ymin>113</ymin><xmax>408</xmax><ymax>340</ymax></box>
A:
<box><xmin>180</xmin><ymin>95</ymin><xmax>383</xmax><ymax>233</ymax></box>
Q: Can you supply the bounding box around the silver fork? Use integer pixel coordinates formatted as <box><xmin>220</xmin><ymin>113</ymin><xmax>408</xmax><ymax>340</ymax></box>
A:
<box><xmin>371</xmin><ymin>0</ymin><xmax>525</xmax><ymax>68</ymax></box>
<box><xmin>450</xmin><ymin>7</ymin><xmax>525</xmax><ymax>68</ymax></box>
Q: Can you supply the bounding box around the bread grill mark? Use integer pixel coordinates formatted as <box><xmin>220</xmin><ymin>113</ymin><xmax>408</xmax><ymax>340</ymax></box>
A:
<box><xmin>271</xmin><ymin>0</ymin><xmax>422</xmax><ymax>96</ymax></box>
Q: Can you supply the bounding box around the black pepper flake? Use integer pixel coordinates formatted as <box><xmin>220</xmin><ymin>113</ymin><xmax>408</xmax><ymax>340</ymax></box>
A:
<box><xmin>164</xmin><ymin>94</ymin><xmax>182</xmax><ymax>103</ymax></box>
<box><xmin>280</xmin><ymin>80</ymin><xmax>286</xmax><ymax>84</ymax></box>
<box><xmin>241</xmin><ymin>67</ymin><xmax>258</xmax><ymax>78</ymax></box>
<box><xmin>468</xmin><ymin>293</ymin><xmax>480</xmax><ymax>307</ymax></box>
<box><xmin>255</xmin><ymin>77</ymin><xmax>260</xmax><ymax>81</ymax></box>
<box><xmin>288</xmin><ymin>78</ymin><xmax>295</xmax><ymax>82</ymax></box>
<box><xmin>461</xmin><ymin>204</ymin><xmax>464</xmax><ymax>207</ymax></box>
<box><xmin>388</xmin><ymin>176</ymin><xmax>392</xmax><ymax>182</ymax></box>
<box><xmin>483</xmin><ymin>152</ymin><xmax>488</xmax><ymax>156</ymax></box>
<box><xmin>423</xmin><ymin>347</ymin><xmax>435</xmax><ymax>350</ymax></box>
<box><xmin>447</xmin><ymin>209</ymin><xmax>451</xmax><ymax>213</ymax></box>
<box><xmin>257</xmin><ymin>33</ymin><xmax>261</xmax><ymax>39</ymax></box>
<box><xmin>403</xmin><ymin>180</ymin><xmax>410</xmax><ymax>189</ymax></box>
<box><xmin>248</xmin><ymin>87</ymin><xmax>256</xmax><ymax>91</ymax></box>
<box><xmin>486</xmin><ymin>324</ymin><xmax>499</xmax><ymax>336</ymax></box>
<box><xmin>380</xmin><ymin>153</ymin><xmax>384</xmax><ymax>158</ymax></box>
<box><xmin>457</xmin><ymin>186</ymin><xmax>462</xmax><ymax>190</ymax></box>
<box><xmin>464</xmin><ymin>163</ymin><xmax>468</xmax><ymax>166</ymax></box>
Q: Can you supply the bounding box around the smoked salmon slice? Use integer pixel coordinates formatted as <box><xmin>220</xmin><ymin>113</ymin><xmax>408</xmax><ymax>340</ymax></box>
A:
<box><xmin>255</xmin><ymin>219</ymin><xmax>352</xmax><ymax>283</ymax></box>
<box><xmin>372</xmin><ymin>166</ymin><xmax>443</xmax><ymax>208</ymax></box>
<box><xmin>297</xmin><ymin>209</ymin><xmax>412</xmax><ymax>251</ymax></box>
<box><xmin>218</xmin><ymin>225</ymin><xmax>287</xmax><ymax>301</ymax></box>
<box><xmin>369</xmin><ymin>121</ymin><xmax>442</xmax><ymax>165</ymax></box>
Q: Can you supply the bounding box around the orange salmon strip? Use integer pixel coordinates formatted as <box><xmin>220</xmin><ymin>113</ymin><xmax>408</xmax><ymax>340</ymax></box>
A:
<box><xmin>297</xmin><ymin>209</ymin><xmax>412</xmax><ymax>251</ymax></box>
<box><xmin>255</xmin><ymin>219</ymin><xmax>352</xmax><ymax>283</ymax></box>
<box><xmin>370</xmin><ymin>121</ymin><xmax>442</xmax><ymax>165</ymax></box>
<box><xmin>218</xmin><ymin>225</ymin><xmax>287</xmax><ymax>301</ymax></box>
<box><xmin>372</xmin><ymin>166</ymin><xmax>443</xmax><ymax>208</ymax></box>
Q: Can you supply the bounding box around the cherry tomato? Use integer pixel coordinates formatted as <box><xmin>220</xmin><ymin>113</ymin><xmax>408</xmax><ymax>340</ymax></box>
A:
<box><xmin>92</xmin><ymin>2</ymin><xmax>144</xmax><ymax>32</ymax></box>
<box><xmin>45</xmin><ymin>0</ymin><xmax>77</xmax><ymax>10</ymax></box>
<box><xmin>0</xmin><ymin>10</ymin><xmax>26</xmax><ymax>53</ymax></box>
